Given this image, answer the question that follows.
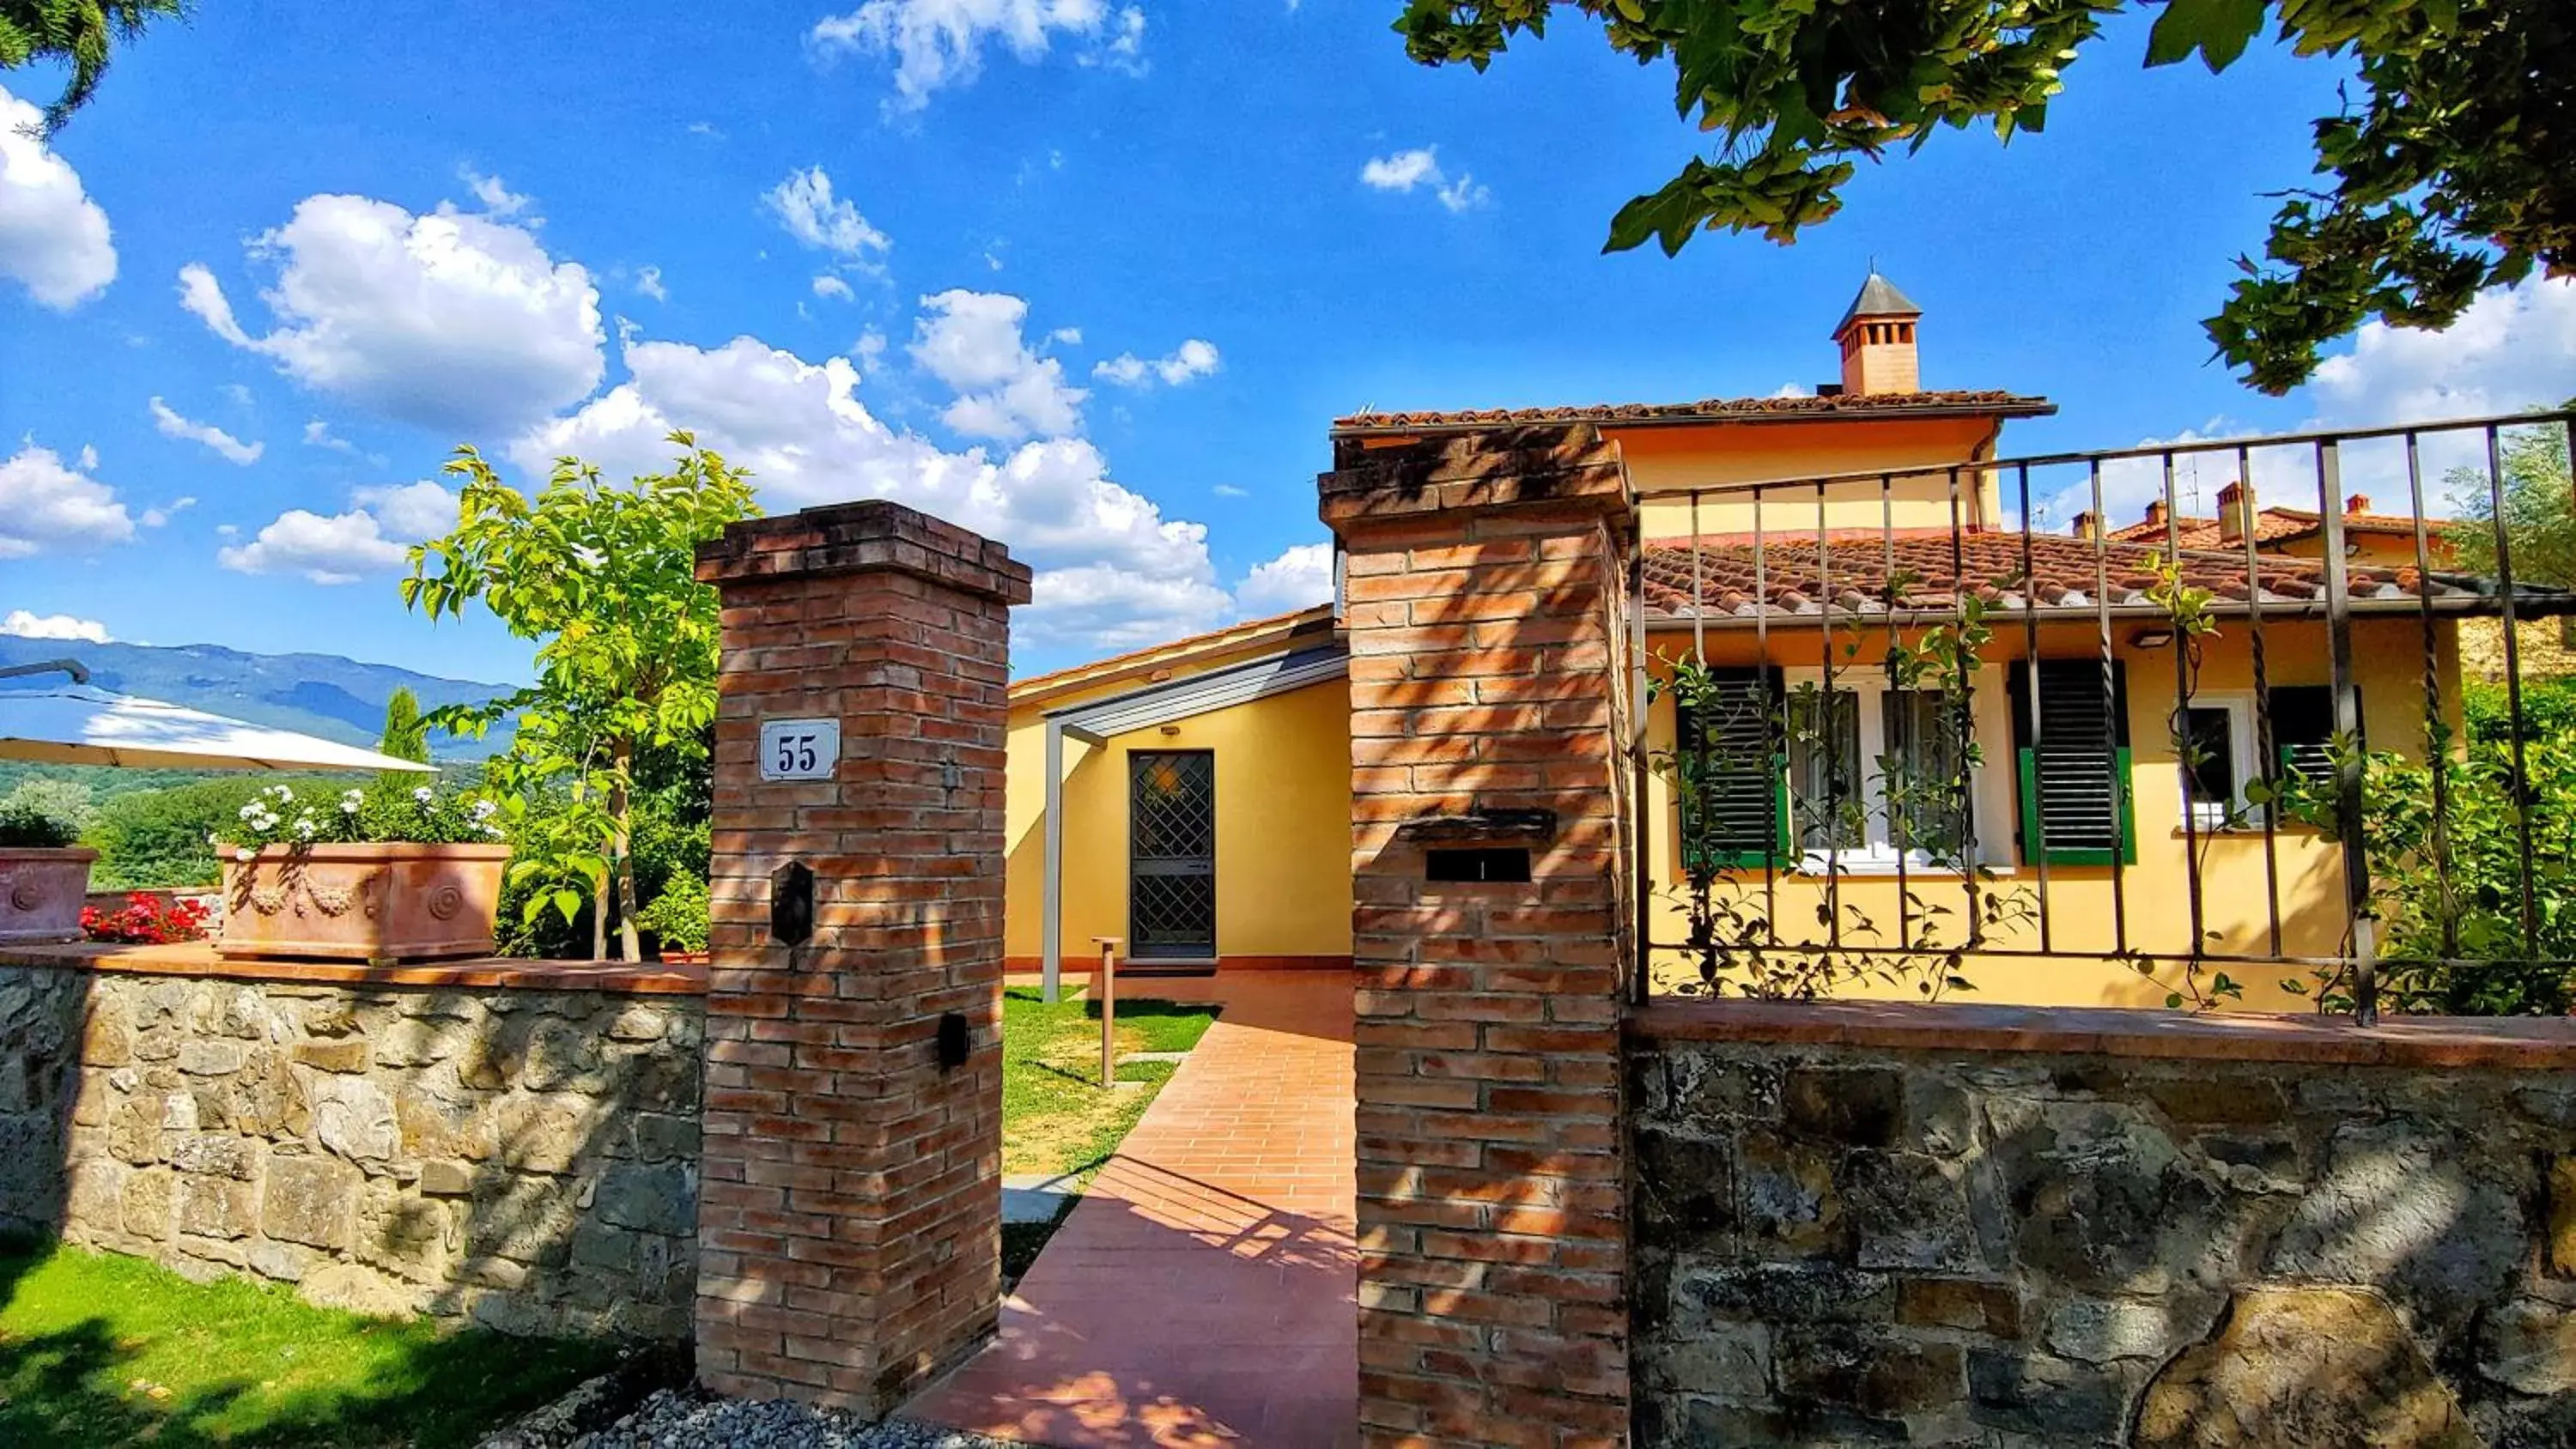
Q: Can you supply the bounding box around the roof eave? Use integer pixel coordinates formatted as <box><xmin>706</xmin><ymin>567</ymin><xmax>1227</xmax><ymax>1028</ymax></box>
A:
<box><xmin>1327</xmin><ymin>397</ymin><xmax>2058</xmax><ymax>439</ymax></box>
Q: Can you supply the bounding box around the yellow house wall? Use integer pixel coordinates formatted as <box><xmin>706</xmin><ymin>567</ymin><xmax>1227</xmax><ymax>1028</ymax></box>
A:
<box><xmin>1616</xmin><ymin>417</ymin><xmax>2006</xmax><ymax>539</ymax></box>
<box><xmin>1639</xmin><ymin>615</ymin><xmax>2464</xmax><ymax>1009</ymax></box>
<box><xmin>1003</xmin><ymin>676</ymin><xmax>1354</xmax><ymax>967</ymax></box>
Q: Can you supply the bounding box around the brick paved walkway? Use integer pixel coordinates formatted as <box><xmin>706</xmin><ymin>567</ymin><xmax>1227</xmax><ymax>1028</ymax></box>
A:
<box><xmin>908</xmin><ymin>973</ymin><xmax>1357</xmax><ymax>1448</ymax></box>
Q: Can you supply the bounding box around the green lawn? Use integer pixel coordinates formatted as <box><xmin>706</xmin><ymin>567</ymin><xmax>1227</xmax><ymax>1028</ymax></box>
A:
<box><xmin>1000</xmin><ymin>985</ymin><xmax>1218</xmax><ymax>1180</ymax></box>
<box><xmin>0</xmin><ymin>1239</ymin><xmax>623</xmax><ymax>1449</ymax></box>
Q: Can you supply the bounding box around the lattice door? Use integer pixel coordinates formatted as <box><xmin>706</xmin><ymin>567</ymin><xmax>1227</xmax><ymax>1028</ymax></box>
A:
<box><xmin>1128</xmin><ymin>751</ymin><xmax>1216</xmax><ymax>959</ymax></box>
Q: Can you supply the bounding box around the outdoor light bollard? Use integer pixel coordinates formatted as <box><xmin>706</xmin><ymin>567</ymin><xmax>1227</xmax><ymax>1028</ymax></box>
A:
<box><xmin>1093</xmin><ymin>935</ymin><xmax>1121</xmax><ymax>1088</ymax></box>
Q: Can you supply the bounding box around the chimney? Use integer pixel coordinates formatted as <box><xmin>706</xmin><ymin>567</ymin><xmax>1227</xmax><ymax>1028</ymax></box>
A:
<box><xmin>2217</xmin><ymin>480</ymin><xmax>2252</xmax><ymax>543</ymax></box>
<box><xmin>1832</xmin><ymin>271</ymin><xmax>1923</xmax><ymax>397</ymax></box>
<box><xmin>2071</xmin><ymin>511</ymin><xmax>2098</xmax><ymax>541</ymax></box>
<box><xmin>2346</xmin><ymin>493</ymin><xmax>2371</xmax><ymax>515</ymax></box>
<box><xmin>2142</xmin><ymin>498</ymin><xmax>2166</xmax><ymax>530</ymax></box>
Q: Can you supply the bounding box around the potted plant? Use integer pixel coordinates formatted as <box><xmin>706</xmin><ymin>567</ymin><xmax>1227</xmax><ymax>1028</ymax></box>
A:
<box><xmin>633</xmin><ymin>871</ymin><xmax>710</xmax><ymax>965</ymax></box>
<box><xmin>0</xmin><ymin>801</ymin><xmax>98</xmax><ymax>946</ymax></box>
<box><xmin>214</xmin><ymin>782</ymin><xmax>511</xmax><ymax>964</ymax></box>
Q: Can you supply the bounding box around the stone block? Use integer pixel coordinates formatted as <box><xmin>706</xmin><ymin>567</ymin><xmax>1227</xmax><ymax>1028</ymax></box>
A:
<box><xmin>521</xmin><ymin>1019</ymin><xmax>605</xmax><ymax>1092</ymax></box>
<box><xmin>1843</xmin><ymin>1151</ymin><xmax>1977</xmax><ymax>1271</ymax></box>
<box><xmin>174</xmin><ymin>1173</ymin><xmax>254</xmax><ymax>1240</ymax></box>
<box><xmin>228</xmin><ymin>1046</ymin><xmax>307</xmax><ymax>1137</ymax></box>
<box><xmin>249</xmin><ymin>1238</ymin><xmax>314</xmax><ymax>1283</ymax></box>
<box><xmin>119</xmin><ymin>1167</ymin><xmax>173</xmax><ymax>1240</ymax></box>
<box><xmin>596</xmin><ymin>1161</ymin><xmax>692</xmax><ymax>1237</ymax></box>
<box><xmin>1677</xmin><ymin>1263</ymin><xmax>1893</xmax><ymax>1330</ymax></box>
<box><xmin>1734</xmin><ymin>1131</ymin><xmax>1844</xmax><ymax>1256</ymax></box>
<box><xmin>357</xmin><ymin>1179</ymin><xmax>455</xmax><ymax>1283</ymax></box>
<box><xmin>2551</xmin><ymin>1155</ymin><xmax>2576</xmax><ymax>1279</ymax></box>
<box><xmin>628</xmin><ymin>1113</ymin><xmax>699</xmax><ymax>1164</ymax></box>
<box><xmin>264</xmin><ymin>1154</ymin><xmax>359</xmax><ymax>1250</ymax></box>
<box><xmin>168</xmin><ymin>1133</ymin><xmax>257</xmax><ymax>1180</ymax></box>
<box><xmin>64</xmin><ymin>1155</ymin><xmax>124</xmax><ymax>1228</ymax></box>
<box><xmin>80</xmin><ymin>996</ymin><xmax>133</xmax><ymax>1067</ymax></box>
<box><xmin>1634</xmin><ymin>1128</ymin><xmax>1731</xmax><ymax>1239</ymax></box>
<box><xmin>606</xmin><ymin>1005</ymin><xmax>670</xmax><ymax>1042</ymax></box>
<box><xmin>2270</xmin><ymin>1120</ymin><xmax>2525</xmax><ymax>1339</ymax></box>
<box><xmin>1777</xmin><ymin>1329</ymin><xmax>1964</xmax><ymax>1418</ymax></box>
<box><xmin>177</xmin><ymin>1040</ymin><xmax>246</xmax><ymax>1077</ymax></box>
<box><xmin>1638</xmin><ymin>1327</ymin><xmax>1770</xmax><ymax>1399</ymax></box>
<box><xmin>2478</xmin><ymin>1295</ymin><xmax>2576</xmax><ymax>1397</ymax></box>
<box><xmin>494</xmin><ymin>1095</ymin><xmax>601</xmax><ymax>1176</ymax></box>
<box><xmin>466</xmin><ymin>1173</ymin><xmax>583</xmax><ymax>1266</ymax></box>
<box><xmin>1895</xmin><ymin>1278</ymin><xmax>2020</xmax><ymax>1337</ymax></box>
<box><xmin>2044</xmin><ymin>1295</ymin><xmax>2201</xmax><ymax>1364</ymax></box>
<box><xmin>299</xmin><ymin>1261</ymin><xmax>421</xmax><ymax>1320</ymax></box>
<box><xmin>312</xmin><ymin>1075</ymin><xmax>399</xmax><ymax>1166</ymax></box>
<box><xmin>292</xmin><ymin>1039</ymin><xmax>370</xmax><ymax>1074</ymax></box>
<box><xmin>1965</xmin><ymin>1349</ymin><xmax>2129</xmax><ymax>1440</ymax></box>
<box><xmin>2133</xmin><ymin>1286</ymin><xmax>2476</xmax><ymax>1448</ymax></box>
<box><xmin>373</xmin><ymin>1017</ymin><xmax>465</xmax><ymax>1068</ymax></box>
<box><xmin>419</xmin><ymin>1161</ymin><xmax>475</xmax><ymax>1197</ymax></box>
<box><xmin>1783</xmin><ymin>1065</ymin><xmax>1904</xmax><ymax>1148</ymax></box>
<box><xmin>398</xmin><ymin>1093</ymin><xmax>495</xmax><ymax>1162</ymax></box>
<box><xmin>301</xmin><ymin>1000</ymin><xmax>360</xmax><ymax>1037</ymax></box>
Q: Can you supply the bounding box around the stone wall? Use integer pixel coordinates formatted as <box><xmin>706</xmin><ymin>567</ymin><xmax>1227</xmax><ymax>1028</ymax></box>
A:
<box><xmin>1630</xmin><ymin>1003</ymin><xmax>2576</xmax><ymax>1448</ymax></box>
<box><xmin>0</xmin><ymin>961</ymin><xmax>704</xmax><ymax>1340</ymax></box>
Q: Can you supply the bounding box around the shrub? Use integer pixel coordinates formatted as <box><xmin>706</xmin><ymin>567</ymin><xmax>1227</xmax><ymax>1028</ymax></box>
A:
<box><xmin>0</xmin><ymin>801</ymin><xmax>81</xmax><ymax>849</ymax></box>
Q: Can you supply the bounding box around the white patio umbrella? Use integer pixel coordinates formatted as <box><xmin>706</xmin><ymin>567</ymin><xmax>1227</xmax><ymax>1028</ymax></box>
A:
<box><xmin>0</xmin><ymin>676</ymin><xmax>438</xmax><ymax>773</ymax></box>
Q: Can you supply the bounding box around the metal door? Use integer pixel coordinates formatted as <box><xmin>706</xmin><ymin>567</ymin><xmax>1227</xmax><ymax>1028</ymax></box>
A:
<box><xmin>1128</xmin><ymin>751</ymin><xmax>1216</xmax><ymax>960</ymax></box>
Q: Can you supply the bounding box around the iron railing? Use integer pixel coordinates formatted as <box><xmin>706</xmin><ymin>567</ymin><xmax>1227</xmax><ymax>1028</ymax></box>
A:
<box><xmin>1628</xmin><ymin>409</ymin><xmax>2576</xmax><ymax>1023</ymax></box>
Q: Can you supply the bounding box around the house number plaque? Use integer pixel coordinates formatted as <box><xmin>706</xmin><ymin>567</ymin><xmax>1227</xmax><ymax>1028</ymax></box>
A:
<box><xmin>758</xmin><ymin>718</ymin><xmax>840</xmax><ymax>781</ymax></box>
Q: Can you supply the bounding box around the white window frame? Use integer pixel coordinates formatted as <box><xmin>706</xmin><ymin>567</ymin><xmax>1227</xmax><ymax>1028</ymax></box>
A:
<box><xmin>2178</xmin><ymin>693</ymin><xmax>2264</xmax><ymax>832</ymax></box>
<box><xmin>1779</xmin><ymin>668</ymin><xmax>2002</xmax><ymax>875</ymax></box>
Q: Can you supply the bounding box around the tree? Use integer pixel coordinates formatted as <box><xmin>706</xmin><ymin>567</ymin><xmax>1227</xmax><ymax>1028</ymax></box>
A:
<box><xmin>2448</xmin><ymin>427</ymin><xmax>2576</xmax><ymax>591</ymax></box>
<box><xmin>0</xmin><ymin>0</ymin><xmax>186</xmax><ymax>135</ymax></box>
<box><xmin>1391</xmin><ymin>0</ymin><xmax>2575</xmax><ymax>392</ymax></box>
<box><xmin>402</xmin><ymin>433</ymin><xmax>758</xmax><ymax>961</ymax></box>
<box><xmin>378</xmin><ymin>686</ymin><xmax>430</xmax><ymax>763</ymax></box>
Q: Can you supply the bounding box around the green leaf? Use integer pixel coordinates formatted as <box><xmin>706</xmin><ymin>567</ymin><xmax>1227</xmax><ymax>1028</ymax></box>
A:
<box><xmin>2145</xmin><ymin>0</ymin><xmax>2269</xmax><ymax>74</ymax></box>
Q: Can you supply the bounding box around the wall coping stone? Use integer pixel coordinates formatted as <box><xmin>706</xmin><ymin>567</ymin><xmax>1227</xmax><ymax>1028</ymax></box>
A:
<box><xmin>0</xmin><ymin>940</ymin><xmax>706</xmax><ymax>996</ymax></box>
<box><xmin>695</xmin><ymin>498</ymin><xmax>1034</xmax><ymax>603</ymax></box>
<box><xmin>1317</xmin><ymin>421</ymin><xmax>1634</xmax><ymax>529</ymax></box>
<box><xmin>1631</xmin><ymin>997</ymin><xmax>2576</xmax><ymax>1070</ymax></box>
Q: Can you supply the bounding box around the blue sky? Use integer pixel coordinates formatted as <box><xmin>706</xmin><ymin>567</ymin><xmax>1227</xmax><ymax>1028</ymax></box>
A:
<box><xmin>5</xmin><ymin>1</ymin><xmax>2573</xmax><ymax>683</ymax></box>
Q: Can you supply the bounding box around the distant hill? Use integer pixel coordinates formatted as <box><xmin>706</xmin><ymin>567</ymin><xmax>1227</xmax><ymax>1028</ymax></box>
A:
<box><xmin>0</xmin><ymin>637</ymin><xmax>516</xmax><ymax>761</ymax></box>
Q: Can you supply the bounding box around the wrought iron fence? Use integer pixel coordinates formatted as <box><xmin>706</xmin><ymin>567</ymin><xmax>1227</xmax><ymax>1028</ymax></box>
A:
<box><xmin>1626</xmin><ymin>409</ymin><xmax>2576</xmax><ymax>1023</ymax></box>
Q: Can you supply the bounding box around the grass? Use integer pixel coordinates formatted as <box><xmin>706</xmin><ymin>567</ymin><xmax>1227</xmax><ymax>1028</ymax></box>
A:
<box><xmin>999</xmin><ymin>985</ymin><xmax>1217</xmax><ymax>1181</ymax></box>
<box><xmin>0</xmin><ymin>1237</ymin><xmax>623</xmax><ymax>1448</ymax></box>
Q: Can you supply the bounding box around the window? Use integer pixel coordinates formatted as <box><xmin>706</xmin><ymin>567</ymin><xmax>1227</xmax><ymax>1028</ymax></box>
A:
<box><xmin>1674</xmin><ymin>667</ymin><xmax>1786</xmax><ymax>870</ymax></box>
<box><xmin>2008</xmin><ymin>660</ymin><xmax>2136</xmax><ymax>866</ymax></box>
<box><xmin>2269</xmin><ymin>684</ymin><xmax>2355</xmax><ymax>785</ymax></box>
<box><xmin>1780</xmin><ymin>673</ymin><xmax>1978</xmax><ymax>870</ymax></box>
<box><xmin>2179</xmin><ymin>697</ymin><xmax>2258</xmax><ymax>830</ymax></box>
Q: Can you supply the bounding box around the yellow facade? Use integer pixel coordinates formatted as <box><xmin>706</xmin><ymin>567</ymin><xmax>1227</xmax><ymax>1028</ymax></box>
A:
<box><xmin>1619</xmin><ymin>416</ymin><xmax>2008</xmax><ymax>538</ymax></box>
<box><xmin>1004</xmin><ymin>666</ymin><xmax>1353</xmax><ymax>972</ymax></box>
<box><xmin>1636</xmin><ymin>616</ymin><xmax>2463</xmax><ymax>1010</ymax></box>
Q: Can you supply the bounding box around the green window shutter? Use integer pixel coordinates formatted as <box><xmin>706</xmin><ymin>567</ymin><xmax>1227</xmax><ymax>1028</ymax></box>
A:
<box><xmin>2008</xmin><ymin>660</ymin><xmax>2136</xmax><ymax>866</ymax></box>
<box><xmin>2269</xmin><ymin>684</ymin><xmax>2356</xmax><ymax>781</ymax></box>
<box><xmin>1675</xmin><ymin>667</ymin><xmax>1787</xmax><ymax>870</ymax></box>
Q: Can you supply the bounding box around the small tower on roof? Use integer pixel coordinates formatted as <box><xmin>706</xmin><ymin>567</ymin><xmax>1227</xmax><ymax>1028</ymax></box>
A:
<box><xmin>1832</xmin><ymin>271</ymin><xmax>1923</xmax><ymax>396</ymax></box>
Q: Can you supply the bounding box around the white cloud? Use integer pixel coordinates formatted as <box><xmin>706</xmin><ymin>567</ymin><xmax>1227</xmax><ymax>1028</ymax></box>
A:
<box><xmin>1234</xmin><ymin>541</ymin><xmax>1334</xmax><ymax>617</ymax></box>
<box><xmin>764</xmin><ymin>167</ymin><xmax>892</xmax><ymax>263</ymax></box>
<box><xmin>1360</xmin><ymin>145</ymin><xmax>1489</xmax><ymax>212</ymax></box>
<box><xmin>76</xmin><ymin>444</ymin><xmax>97</xmax><ymax>470</ymax></box>
<box><xmin>1</xmin><ymin>609</ymin><xmax>112</xmax><ymax>644</ymax></box>
<box><xmin>512</xmin><ymin>329</ymin><xmax>1229</xmax><ymax>648</ymax></box>
<box><xmin>304</xmin><ymin>419</ymin><xmax>355</xmax><ymax>454</ymax></box>
<box><xmin>459</xmin><ymin>167</ymin><xmax>535</xmax><ymax>221</ymax></box>
<box><xmin>910</xmin><ymin>289</ymin><xmax>1085</xmax><ymax>440</ymax></box>
<box><xmin>217</xmin><ymin>508</ymin><xmax>410</xmax><ymax>585</ymax></box>
<box><xmin>809</xmin><ymin>0</ymin><xmax>1149</xmax><ymax>111</ymax></box>
<box><xmin>149</xmin><ymin>397</ymin><xmax>264</xmax><ymax>465</ymax></box>
<box><xmin>1094</xmin><ymin>336</ymin><xmax>1218</xmax><ymax>388</ymax></box>
<box><xmin>176</xmin><ymin>192</ymin><xmax>605</xmax><ymax>435</ymax></box>
<box><xmin>218</xmin><ymin>477</ymin><xmax>458</xmax><ymax>585</ymax></box>
<box><xmin>353</xmin><ymin>480</ymin><xmax>461</xmax><ymax>541</ymax></box>
<box><xmin>2307</xmin><ymin>277</ymin><xmax>2576</xmax><ymax>427</ymax></box>
<box><xmin>137</xmin><ymin>495</ymin><xmax>196</xmax><ymax>529</ymax></box>
<box><xmin>812</xmin><ymin>273</ymin><xmax>856</xmax><ymax>301</ymax></box>
<box><xmin>0</xmin><ymin>83</ymin><xmax>117</xmax><ymax>308</ymax></box>
<box><xmin>0</xmin><ymin>445</ymin><xmax>136</xmax><ymax>557</ymax></box>
<box><xmin>220</xmin><ymin>383</ymin><xmax>255</xmax><ymax>407</ymax></box>
<box><xmin>1212</xmin><ymin>483</ymin><xmax>1249</xmax><ymax>499</ymax></box>
<box><xmin>635</xmin><ymin>264</ymin><xmax>667</xmax><ymax>301</ymax></box>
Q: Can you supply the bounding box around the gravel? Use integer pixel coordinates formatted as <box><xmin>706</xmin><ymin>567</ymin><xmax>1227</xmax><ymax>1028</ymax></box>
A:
<box><xmin>556</xmin><ymin>1388</ymin><xmax>1022</xmax><ymax>1449</ymax></box>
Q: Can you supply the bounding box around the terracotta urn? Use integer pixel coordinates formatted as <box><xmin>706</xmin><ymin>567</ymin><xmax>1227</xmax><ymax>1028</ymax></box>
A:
<box><xmin>216</xmin><ymin>842</ymin><xmax>511</xmax><ymax>964</ymax></box>
<box><xmin>0</xmin><ymin>847</ymin><xmax>100</xmax><ymax>945</ymax></box>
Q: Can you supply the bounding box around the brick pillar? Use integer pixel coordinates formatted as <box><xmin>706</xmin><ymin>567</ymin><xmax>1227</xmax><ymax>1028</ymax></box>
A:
<box><xmin>1322</xmin><ymin>426</ymin><xmax>1637</xmax><ymax>1449</ymax></box>
<box><xmin>692</xmin><ymin>500</ymin><xmax>1032</xmax><ymax>1415</ymax></box>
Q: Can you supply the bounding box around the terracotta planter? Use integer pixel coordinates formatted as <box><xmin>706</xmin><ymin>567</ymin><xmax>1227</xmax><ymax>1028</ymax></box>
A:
<box><xmin>216</xmin><ymin>842</ymin><xmax>511</xmax><ymax>964</ymax></box>
<box><xmin>0</xmin><ymin>847</ymin><xmax>98</xmax><ymax>945</ymax></box>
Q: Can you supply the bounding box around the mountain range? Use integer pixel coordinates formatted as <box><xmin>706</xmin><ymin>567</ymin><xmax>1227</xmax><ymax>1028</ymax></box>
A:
<box><xmin>0</xmin><ymin>636</ymin><xmax>515</xmax><ymax>761</ymax></box>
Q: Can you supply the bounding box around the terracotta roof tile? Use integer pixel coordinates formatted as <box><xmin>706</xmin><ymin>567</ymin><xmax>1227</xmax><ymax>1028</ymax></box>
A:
<box><xmin>1332</xmin><ymin>389</ymin><xmax>2054</xmax><ymax>433</ymax></box>
<box><xmin>2104</xmin><ymin>506</ymin><xmax>2445</xmax><ymax>549</ymax></box>
<box><xmin>1638</xmin><ymin>529</ymin><xmax>2511</xmax><ymax>621</ymax></box>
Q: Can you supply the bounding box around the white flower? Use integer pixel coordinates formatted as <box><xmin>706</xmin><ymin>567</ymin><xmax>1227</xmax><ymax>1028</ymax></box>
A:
<box><xmin>238</xmin><ymin>803</ymin><xmax>260</xmax><ymax>821</ymax></box>
<box><xmin>234</xmin><ymin>847</ymin><xmax>254</xmax><ymax>863</ymax></box>
<box><xmin>412</xmin><ymin>786</ymin><xmax>434</xmax><ymax>805</ymax></box>
<box><xmin>205</xmin><ymin>831</ymin><xmax>220</xmax><ymax>847</ymax></box>
<box><xmin>341</xmin><ymin>797</ymin><xmax>361</xmax><ymax>815</ymax></box>
<box><xmin>270</xmin><ymin>785</ymin><xmax>294</xmax><ymax>803</ymax></box>
<box><xmin>482</xmin><ymin>822</ymin><xmax>504</xmax><ymax>838</ymax></box>
<box><xmin>294</xmin><ymin>816</ymin><xmax>317</xmax><ymax>839</ymax></box>
<box><xmin>471</xmin><ymin>798</ymin><xmax>498</xmax><ymax>819</ymax></box>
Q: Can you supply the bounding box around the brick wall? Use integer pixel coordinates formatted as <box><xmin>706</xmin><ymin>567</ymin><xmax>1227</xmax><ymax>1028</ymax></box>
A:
<box><xmin>1324</xmin><ymin>425</ymin><xmax>1638</xmax><ymax>1448</ymax></box>
<box><xmin>693</xmin><ymin>501</ymin><xmax>1031</xmax><ymax>1415</ymax></box>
